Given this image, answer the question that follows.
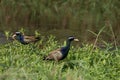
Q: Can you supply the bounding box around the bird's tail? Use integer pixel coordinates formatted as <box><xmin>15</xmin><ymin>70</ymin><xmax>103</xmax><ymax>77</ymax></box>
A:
<box><xmin>34</xmin><ymin>37</ymin><xmax>41</xmax><ymax>43</ymax></box>
<box><xmin>35</xmin><ymin>37</ymin><xmax>41</xmax><ymax>40</ymax></box>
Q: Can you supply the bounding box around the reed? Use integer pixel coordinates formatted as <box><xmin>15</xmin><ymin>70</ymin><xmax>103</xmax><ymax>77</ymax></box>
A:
<box><xmin>0</xmin><ymin>0</ymin><xmax>119</xmax><ymax>44</ymax></box>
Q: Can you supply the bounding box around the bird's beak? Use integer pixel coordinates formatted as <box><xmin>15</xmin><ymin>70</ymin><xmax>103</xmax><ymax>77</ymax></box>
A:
<box><xmin>74</xmin><ymin>38</ymin><xmax>79</xmax><ymax>41</ymax></box>
<box><xmin>12</xmin><ymin>34</ymin><xmax>16</xmax><ymax>39</ymax></box>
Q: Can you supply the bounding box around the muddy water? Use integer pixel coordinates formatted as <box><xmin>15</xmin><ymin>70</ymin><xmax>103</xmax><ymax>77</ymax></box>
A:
<box><xmin>0</xmin><ymin>27</ymin><xmax>119</xmax><ymax>47</ymax></box>
<box><xmin>0</xmin><ymin>32</ymin><xmax>13</xmax><ymax>44</ymax></box>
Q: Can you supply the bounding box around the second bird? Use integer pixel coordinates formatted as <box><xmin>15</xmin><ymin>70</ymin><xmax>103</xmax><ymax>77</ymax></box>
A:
<box><xmin>12</xmin><ymin>32</ymin><xmax>40</xmax><ymax>45</ymax></box>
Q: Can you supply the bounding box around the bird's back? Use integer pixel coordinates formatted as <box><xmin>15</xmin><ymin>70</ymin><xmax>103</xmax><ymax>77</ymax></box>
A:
<box><xmin>43</xmin><ymin>48</ymin><xmax>63</xmax><ymax>61</ymax></box>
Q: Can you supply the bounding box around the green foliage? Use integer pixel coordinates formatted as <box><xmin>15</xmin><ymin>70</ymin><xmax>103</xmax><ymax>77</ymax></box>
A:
<box><xmin>0</xmin><ymin>36</ymin><xmax>119</xmax><ymax>80</ymax></box>
<box><xmin>4</xmin><ymin>31</ymin><xmax>10</xmax><ymax>40</ymax></box>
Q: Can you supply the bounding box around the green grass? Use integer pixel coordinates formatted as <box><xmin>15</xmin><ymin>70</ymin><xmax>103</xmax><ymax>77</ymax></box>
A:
<box><xmin>0</xmin><ymin>36</ymin><xmax>119</xmax><ymax>80</ymax></box>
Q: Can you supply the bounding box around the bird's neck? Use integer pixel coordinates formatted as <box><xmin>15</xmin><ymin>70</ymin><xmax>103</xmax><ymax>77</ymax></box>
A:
<box><xmin>17</xmin><ymin>36</ymin><xmax>24</xmax><ymax>43</ymax></box>
<box><xmin>63</xmin><ymin>40</ymin><xmax>71</xmax><ymax>53</ymax></box>
<box><xmin>60</xmin><ymin>40</ymin><xmax>71</xmax><ymax>59</ymax></box>
<box><xmin>66</xmin><ymin>40</ymin><xmax>71</xmax><ymax>48</ymax></box>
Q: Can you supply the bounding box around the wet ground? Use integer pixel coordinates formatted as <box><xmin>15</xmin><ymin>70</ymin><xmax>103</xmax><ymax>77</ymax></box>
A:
<box><xmin>0</xmin><ymin>32</ymin><xmax>13</xmax><ymax>44</ymax></box>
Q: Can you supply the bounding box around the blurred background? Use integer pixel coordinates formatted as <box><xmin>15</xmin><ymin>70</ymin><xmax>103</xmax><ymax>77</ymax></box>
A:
<box><xmin>0</xmin><ymin>0</ymin><xmax>120</xmax><ymax>45</ymax></box>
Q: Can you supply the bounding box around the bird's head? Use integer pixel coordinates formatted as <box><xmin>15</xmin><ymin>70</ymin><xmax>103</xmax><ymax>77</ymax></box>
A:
<box><xmin>12</xmin><ymin>32</ymin><xmax>23</xmax><ymax>40</ymax></box>
<box><xmin>68</xmin><ymin>36</ymin><xmax>79</xmax><ymax>42</ymax></box>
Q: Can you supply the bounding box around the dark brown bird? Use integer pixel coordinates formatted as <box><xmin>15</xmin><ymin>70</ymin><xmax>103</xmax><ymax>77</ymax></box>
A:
<box><xmin>43</xmin><ymin>36</ymin><xmax>79</xmax><ymax>61</ymax></box>
<box><xmin>12</xmin><ymin>32</ymin><xmax>40</xmax><ymax>44</ymax></box>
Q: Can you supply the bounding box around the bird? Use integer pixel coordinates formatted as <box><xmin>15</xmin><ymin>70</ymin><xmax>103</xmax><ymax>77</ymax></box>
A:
<box><xmin>12</xmin><ymin>32</ymin><xmax>40</xmax><ymax>45</ymax></box>
<box><xmin>43</xmin><ymin>36</ymin><xmax>79</xmax><ymax>61</ymax></box>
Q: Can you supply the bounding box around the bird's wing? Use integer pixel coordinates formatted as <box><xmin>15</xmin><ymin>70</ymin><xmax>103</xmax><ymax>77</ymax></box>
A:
<box><xmin>24</xmin><ymin>36</ymin><xmax>39</xmax><ymax>42</ymax></box>
<box><xmin>45</xmin><ymin>48</ymin><xmax>63</xmax><ymax>61</ymax></box>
